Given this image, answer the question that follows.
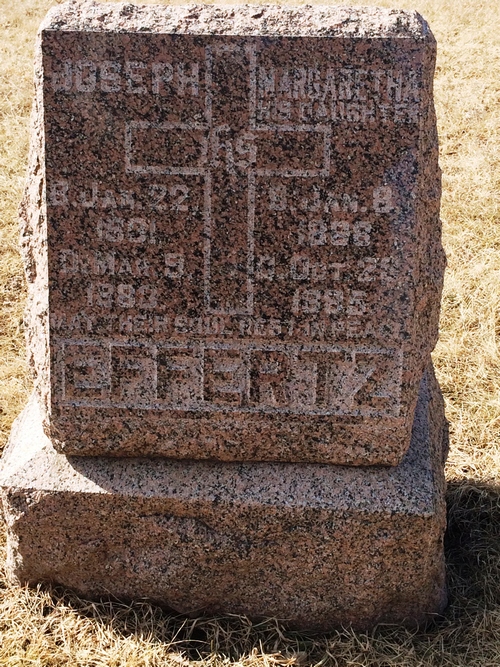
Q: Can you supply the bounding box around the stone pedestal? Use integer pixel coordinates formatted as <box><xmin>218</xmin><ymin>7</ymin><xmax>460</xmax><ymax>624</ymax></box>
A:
<box><xmin>1</xmin><ymin>366</ymin><xmax>447</xmax><ymax>631</ymax></box>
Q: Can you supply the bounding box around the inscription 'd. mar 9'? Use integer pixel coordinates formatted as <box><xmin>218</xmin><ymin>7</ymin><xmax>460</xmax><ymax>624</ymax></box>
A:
<box><xmin>46</xmin><ymin>37</ymin><xmax>418</xmax><ymax>419</ymax></box>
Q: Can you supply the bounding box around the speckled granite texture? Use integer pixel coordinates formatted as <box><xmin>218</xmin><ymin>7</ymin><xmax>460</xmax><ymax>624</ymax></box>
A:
<box><xmin>19</xmin><ymin>2</ymin><xmax>446</xmax><ymax>463</ymax></box>
<box><xmin>1</xmin><ymin>365</ymin><xmax>448</xmax><ymax>630</ymax></box>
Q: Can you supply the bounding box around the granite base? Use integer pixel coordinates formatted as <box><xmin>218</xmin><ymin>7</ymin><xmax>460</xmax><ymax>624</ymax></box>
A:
<box><xmin>0</xmin><ymin>367</ymin><xmax>448</xmax><ymax>631</ymax></box>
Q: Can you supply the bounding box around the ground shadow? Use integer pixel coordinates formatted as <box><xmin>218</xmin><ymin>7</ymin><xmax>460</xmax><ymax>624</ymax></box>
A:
<box><xmin>444</xmin><ymin>478</ymin><xmax>500</xmax><ymax>615</ymax></box>
<box><xmin>6</xmin><ymin>476</ymin><xmax>498</xmax><ymax>666</ymax></box>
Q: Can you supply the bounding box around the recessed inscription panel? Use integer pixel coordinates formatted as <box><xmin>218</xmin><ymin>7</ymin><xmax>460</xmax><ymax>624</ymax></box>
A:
<box><xmin>59</xmin><ymin>340</ymin><xmax>402</xmax><ymax>418</ymax></box>
<box><xmin>38</xmin><ymin>14</ymin><xmax>443</xmax><ymax>463</ymax></box>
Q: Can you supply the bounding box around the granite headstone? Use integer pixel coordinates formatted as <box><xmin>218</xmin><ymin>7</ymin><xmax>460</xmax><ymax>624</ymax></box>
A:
<box><xmin>1</xmin><ymin>3</ymin><xmax>449</xmax><ymax>630</ymax></box>
<box><xmin>21</xmin><ymin>1</ymin><xmax>445</xmax><ymax>463</ymax></box>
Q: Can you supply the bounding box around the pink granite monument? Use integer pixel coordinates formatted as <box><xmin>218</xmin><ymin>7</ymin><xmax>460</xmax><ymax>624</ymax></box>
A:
<box><xmin>1</xmin><ymin>3</ymin><xmax>448</xmax><ymax>630</ymax></box>
<box><xmin>21</xmin><ymin>1</ymin><xmax>445</xmax><ymax>464</ymax></box>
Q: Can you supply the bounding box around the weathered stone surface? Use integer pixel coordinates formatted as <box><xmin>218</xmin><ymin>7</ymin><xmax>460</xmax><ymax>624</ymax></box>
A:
<box><xmin>21</xmin><ymin>2</ymin><xmax>445</xmax><ymax>463</ymax></box>
<box><xmin>0</xmin><ymin>365</ymin><xmax>448</xmax><ymax>630</ymax></box>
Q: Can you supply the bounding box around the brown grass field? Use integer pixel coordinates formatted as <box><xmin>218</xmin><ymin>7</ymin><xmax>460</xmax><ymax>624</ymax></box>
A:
<box><xmin>1</xmin><ymin>0</ymin><xmax>499</xmax><ymax>664</ymax></box>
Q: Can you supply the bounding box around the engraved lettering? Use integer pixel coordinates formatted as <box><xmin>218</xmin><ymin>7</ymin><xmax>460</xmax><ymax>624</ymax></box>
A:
<box><xmin>250</xmin><ymin>350</ymin><xmax>288</xmax><ymax>406</ymax></box>
<box><xmin>290</xmin><ymin>254</ymin><xmax>309</xmax><ymax>280</ymax></box>
<box><xmin>119</xmin><ymin>313</ymin><xmax>170</xmax><ymax>335</ymax></box>
<box><xmin>169</xmin><ymin>184</ymin><xmax>189</xmax><ymax>211</ymax></box>
<box><xmin>74</xmin><ymin>60</ymin><xmax>96</xmax><ymax>93</ymax></box>
<box><xmin>125</xmin><ymin>61</ymin><xmax>147</xmax><ymax>94</ymax></box>
<box><xmin>48</xmin><ymin>180</ymin><xmax>69</xmax><ymax>206</ymax></box>
<box><xmin>269</xmin><ymin>184</ymin><xmax>287</xmax><ymax>211</ymax></box>
<box><xmin>51</xmin><ymin>61</ymin><xmax>72</xmax><ymax>92</ymax></box>
<box><xmin>164</xmin><ymin>253</ymin><xmax>185</xmax><ymax>278</ymax></box>
<box><xmin>256</xmin><ymin>255</ymin><xmax>275</xmax><ymax>280</ymax></box>
<box><xmin>127</xmin><ymin>218</ymin><xmax>149</xmax><ymax>243</ymax></box>
<box><xmin>204</xmin><ymin>349</ymin><xmax>246</xmax><ymax>406</ymax></box>
<box><xmin>48</xmin><ymin>41</ymin><xmax>412</xmax><ymax>428</ymax></box>
<box><xmin>100</xmin><ymin>61</ymin><xmax>121</xmax><ymax>92</ymax></box>
<box><xmin>352</xmin><ymin>221</ymin><xmax>371</xmax><ymax>246</ymax></box>
<box><xmin>373</xmin><ymin>186</ymin><xmax>394</xmax><ymax>213</ymax></box>
<box><xmin>329</xmin><ymin>220</ymin><xmax>350</xmax><ymax>246</ymax></box>
<box><xmin>97</xmin><ymin>216</ymin><xmax>124</xmax><ymax>243</ymax></box>
<box><xmin>64</xmin><ymin>344</ymin><xmax>109</xmax><ymax>400</ymax></box>
<box><xmin>96</xmin><ymin>216</ymin><xmax>155</xmax><ymax>244</ymax></box>
<box><xmin>101</xmin><ymin>190</ymin><xmax>117</xmax><ymax>209</ymax></box>
<box><xmin>152</xmin><ymin>62</ymin><xmax>173</xmax><ymax>94</ymax></box>
<box><xmin>157</xmin><ymin>347</ymin><xmax>202</xmax><ymax>405</ymax></box>
<box><xmin>116</xmin><ymin>284</ymin><xmax>135</xmax><ymax>308</ymax></box>
<box><xmin>86</xmin><ymin>283</ymin><xmax>157</xmax><ymax>309</ymax></box>
<box><xmin>78</xmin><ymin>183</ymin><xmax>98</xmax><ymax>208</ymax></box>
<box><xmin>149</xmin><ymin>184</ymin><xmax>168</xmax><ymax>210</ymax></box>
<box><xmin>111</xmin><ymin>346</ymin><xmax>156</xmax><ymax>404</ymax></box>
<box><xmin>176</xmin><ymin>62</ymin><xmax>199</xmax><ymax>96</ymax></box>
<box><xmin>309</xmin><ymin>219</ymin><xmax>328</xmax><ymax>246</ymax></box>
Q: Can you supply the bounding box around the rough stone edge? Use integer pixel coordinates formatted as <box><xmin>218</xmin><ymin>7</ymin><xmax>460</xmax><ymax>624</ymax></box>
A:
<box><xmin>18</xmin><ymin>28</ymin><xmax>51</xmax><ymax>437</ymax></box>
<box><xmin>41</xmin><ymin>2</ymin><xmax>433</xmax><ymax>39</ymax></box>
<box><xmin>399</xmin><ymin>29</ymin><xmax>446</xmax><ymax>452</ymax></box>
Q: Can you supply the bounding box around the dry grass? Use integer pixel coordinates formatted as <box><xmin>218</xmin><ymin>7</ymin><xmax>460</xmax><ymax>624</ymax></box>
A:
<box><xmin>1</xmin><ymin>0</ymin><xmax>499</xmax><ymax>664</ymax></box>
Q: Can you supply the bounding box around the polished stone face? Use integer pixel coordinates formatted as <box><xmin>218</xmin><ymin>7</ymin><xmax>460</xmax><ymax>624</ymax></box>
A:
<box><xmin>23</xmin><ymin>3</ymin><xmax>445</xmax><ymax>462</ymax></box>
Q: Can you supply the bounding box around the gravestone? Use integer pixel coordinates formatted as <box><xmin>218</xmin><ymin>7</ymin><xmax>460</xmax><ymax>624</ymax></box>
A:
<box><xmin>1</xmin><ymin>3</ymin><xmax>448</xmax><ymax>630</ymax></box>
<box><xmin>24</xmin><ymin>1</ymin><xmax>444</xmax><ymax>464</ymax></box>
